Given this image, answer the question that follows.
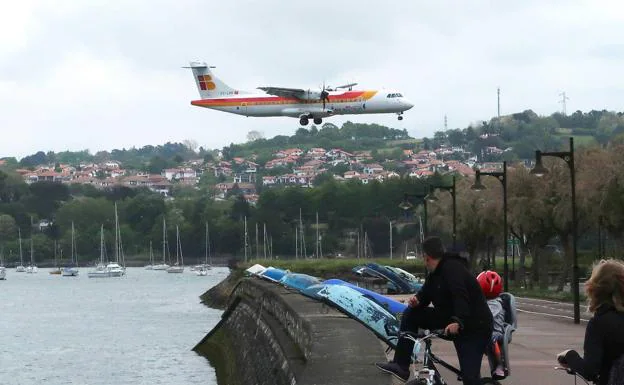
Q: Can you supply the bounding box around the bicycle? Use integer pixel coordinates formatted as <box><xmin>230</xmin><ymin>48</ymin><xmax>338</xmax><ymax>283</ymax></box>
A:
<box><xmin>399</xmin><ymin>329</ymin><xmax>501</xmax><ymax>385</ymax></box>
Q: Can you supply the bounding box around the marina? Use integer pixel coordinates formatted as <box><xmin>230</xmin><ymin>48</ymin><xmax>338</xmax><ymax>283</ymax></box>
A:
<box><xmin>0</xmin><ymin>266</ymin><xmax>223</xmax><ymax>385</ymax></box>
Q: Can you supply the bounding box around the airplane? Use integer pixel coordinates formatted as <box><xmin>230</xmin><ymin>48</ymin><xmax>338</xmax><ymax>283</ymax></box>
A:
<box><xmin>185</xmin><ymin>61</ymin><xmax>414</xmax><ymax>126</ymax></box>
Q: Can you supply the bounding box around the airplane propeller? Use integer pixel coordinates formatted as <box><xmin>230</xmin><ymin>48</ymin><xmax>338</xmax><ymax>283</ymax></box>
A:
<box><xmin>320</xmin><ymin>81</ymin><xmax>330</xmax><ymax>109</ymax></box>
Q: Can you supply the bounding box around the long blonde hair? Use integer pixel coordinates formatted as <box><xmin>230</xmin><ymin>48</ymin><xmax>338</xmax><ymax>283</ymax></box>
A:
<box><xmin>585</xmin><ymin>259</ymin><xmax>624</xmax><ymax>313</ymax></box>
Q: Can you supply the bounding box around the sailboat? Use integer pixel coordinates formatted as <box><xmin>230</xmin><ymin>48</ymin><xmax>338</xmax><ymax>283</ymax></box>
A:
<box><xmin>144</xmin><ymin>241</ymin><xmax>154</xmax><ymax>270</ymax></box>
<box><xmin>62</xmin><ymin>222</ymin><xmax>79</xmax><ymax>277</ymax></box>
<box><xmin>105</xmin><ymin>203</ymin><xmax>125</xmax><ymax>277</ymax></box>
<box><xmin>15</xmin><ymin>229</ymin><xmax>25</xmax><ymax>272</ymax></box>
<box><xmin>26</xmin><ymin>237</ymin><xmax>38</xmax><ymax>273</ymax></box>
<box><xmin>49</xmin><ymin>240</ymin><xmax>62</xmax><ymax>275</ymax></box>
<box><xmin>152</xmin><ymin>218</ymin><xmax>170</xmax><ymax>270</ymax></box>
<box><xmin>196</xmin><ymin>222</ymin><xmax>211</xmax><ymax>276</ymax></box>
<box><xmin>88</xmin><ymin>225</ymin><xmax>112</xmax><ymax>278</ymax></box>
<box><xmin>166</xmin><ymin>225</ymin><xmax>184</xmax><ymax>273</ymax></box>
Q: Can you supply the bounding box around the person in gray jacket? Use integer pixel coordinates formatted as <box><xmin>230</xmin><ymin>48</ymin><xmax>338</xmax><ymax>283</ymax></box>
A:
<box><xmin>477</xmin><ymin>270</ymin><xmax>506</xmax><ymax>379</ymax></box>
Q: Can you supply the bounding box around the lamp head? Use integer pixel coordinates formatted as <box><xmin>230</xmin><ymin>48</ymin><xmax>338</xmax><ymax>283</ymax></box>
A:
<box><xmin>471</xmin><ymin>171</ymin><xmax>486</xmax><ymax>191</ymax></box>
<box><xmin>530</xmin><ymin>150</ymin><xmax>549</xmax><ymax>177</ymax></box>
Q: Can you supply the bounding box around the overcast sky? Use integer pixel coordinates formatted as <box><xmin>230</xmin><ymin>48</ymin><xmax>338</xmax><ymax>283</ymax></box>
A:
<box><xmin>1</xmin><ymin>0</ymin><xmax>623</xmax><ymax>159</ymax></box>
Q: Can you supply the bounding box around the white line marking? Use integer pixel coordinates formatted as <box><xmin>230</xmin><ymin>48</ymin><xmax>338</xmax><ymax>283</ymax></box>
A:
<box><xmin>517</xmin><ymin>308</ymin><xmax>590</xmax><ymax>323</ymax></box>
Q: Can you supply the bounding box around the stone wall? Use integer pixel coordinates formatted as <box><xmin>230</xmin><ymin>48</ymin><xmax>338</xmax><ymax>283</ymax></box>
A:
<box><xmin>194</xmin><ymin>276</ymin><xmax>390</xmax><ymax>385</ymax></box>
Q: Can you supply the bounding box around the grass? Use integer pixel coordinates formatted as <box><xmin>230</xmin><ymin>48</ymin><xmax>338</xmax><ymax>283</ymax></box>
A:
<box><xmin>509</xmin><ymin>286</ymin><xmax>587</xmax><ymax>303</ymax></box>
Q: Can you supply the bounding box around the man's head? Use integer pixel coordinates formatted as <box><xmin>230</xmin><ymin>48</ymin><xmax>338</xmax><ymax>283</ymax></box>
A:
<box><xmin>422</xmin><ymin>236</ymin><xmax>445</xmax><ymax>271</ymax></box>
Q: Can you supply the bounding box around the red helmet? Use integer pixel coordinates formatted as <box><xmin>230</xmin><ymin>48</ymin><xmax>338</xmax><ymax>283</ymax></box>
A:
<box><xmin>477</xmin><ymin>270</ymin><xmax>503</xmax><ymax>299</ymax></box>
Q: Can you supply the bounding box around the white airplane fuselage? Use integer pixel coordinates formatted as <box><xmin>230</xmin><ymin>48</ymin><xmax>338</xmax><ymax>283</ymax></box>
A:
<box><xmin>191</xmin><ymin>90</ymin><xmax>411</xmax><ymax>118</ymax></box>
<box><xmin>187</xmin><ymin>62</ymin><xmax>413</xmax><ymax>125</ymax></box>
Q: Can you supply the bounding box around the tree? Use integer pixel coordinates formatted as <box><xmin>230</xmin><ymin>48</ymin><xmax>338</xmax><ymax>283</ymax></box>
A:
<box><xmin>183</xmin><ymin>139</ymin><xmax>199</xmax><ymax>153</ymax></box>
<box><xmin>246</xmin><ymin>130</ymin><xmax>265</xmax><ymax>142</ymax></box>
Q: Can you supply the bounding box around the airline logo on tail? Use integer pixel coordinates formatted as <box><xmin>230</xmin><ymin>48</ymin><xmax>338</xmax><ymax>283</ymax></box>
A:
<box><xmin>197</xmin><ymin>75</ymin><xmax>215</xmax><ymax>91</ymax></box>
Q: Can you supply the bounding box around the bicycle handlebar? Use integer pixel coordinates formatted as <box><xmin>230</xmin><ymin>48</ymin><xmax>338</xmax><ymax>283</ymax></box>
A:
<box><xmin>399</xmin><ymin>329</ymin><xmax>447</xmax><ymax>342</ymax></box>
<box><xmin>554</xmin><ymin>366</ymin><xmax>590</xmax><ymax>384</ymax></box>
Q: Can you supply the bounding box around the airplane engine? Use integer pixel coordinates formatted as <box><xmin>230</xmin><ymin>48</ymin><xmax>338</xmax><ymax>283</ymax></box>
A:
<box><xmin>299</xmin><ymin>90</ymin><xmax>322</xmax><ymax>100</ymax></box>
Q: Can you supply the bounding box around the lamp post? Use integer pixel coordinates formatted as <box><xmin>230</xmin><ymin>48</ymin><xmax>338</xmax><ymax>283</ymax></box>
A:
<box><xmin>530</xmin><ymin>137</ymin><xmax>579</xmax><ymax>324</ymax></box>
<box><xmin>427</xmin><ymin>175</ymin><xmax>457</xmax><ymax>250</ymax></box>
<box><xmin>399</xmin><ymin>192</ymin><xmax>428</xmax><ymax>237</ymax></box>
<box><xmin>471</xmin><ymin>161</ymin><xmax>509</xmax><ymax>292</ymax></box>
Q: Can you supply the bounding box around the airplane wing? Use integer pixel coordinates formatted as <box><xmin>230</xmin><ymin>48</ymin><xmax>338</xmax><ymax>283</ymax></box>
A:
<box><xmin>257</xmin><ymin>87</ymin><xmax>307</xmax><ymax>98</ymax></box>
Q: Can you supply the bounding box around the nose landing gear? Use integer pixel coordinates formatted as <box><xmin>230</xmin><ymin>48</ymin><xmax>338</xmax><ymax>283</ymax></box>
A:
<box><xmin>397</xmin><ymin>112</ymin><xmax>404</xmax><ymax>121</ymax></box>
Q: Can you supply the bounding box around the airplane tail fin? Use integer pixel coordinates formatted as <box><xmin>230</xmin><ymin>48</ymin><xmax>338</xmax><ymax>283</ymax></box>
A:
<box><xmin>185</xmin><ymin>61</ymin><xmax>242</xmax><ymax>99</ymax></box>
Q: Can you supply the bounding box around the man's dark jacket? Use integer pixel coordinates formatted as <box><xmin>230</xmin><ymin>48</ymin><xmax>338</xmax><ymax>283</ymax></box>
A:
<box><xmin>416</xmin><ymin>253</ymin><xmax>493</xmax><ymax>334</ymax></box>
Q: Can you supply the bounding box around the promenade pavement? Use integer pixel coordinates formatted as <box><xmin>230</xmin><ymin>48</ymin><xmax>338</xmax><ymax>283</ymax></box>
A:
<box><xmin>385</xmin><ymin>295</ymin><xmax>588</xmax><ymax>385</ymax></box>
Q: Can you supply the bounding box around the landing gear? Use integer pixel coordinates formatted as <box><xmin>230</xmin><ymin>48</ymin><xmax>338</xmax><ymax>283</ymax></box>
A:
<box><xmin>299</xmin><ymin>117</ymin><xmax>309</xmax><ymax>126</ymax></box>
<box><xmin>397</xmin><ymin>112</ymin><xmax>404</xmax><ymax>121</ymax></box>
<box><xmin>313</xmin><ymin>117</ymin><xmax>323</xmax><ymax>125</ymax></box>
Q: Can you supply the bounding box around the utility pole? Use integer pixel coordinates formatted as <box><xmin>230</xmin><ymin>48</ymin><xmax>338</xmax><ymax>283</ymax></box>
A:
<box><xmin>244</xmin><ymin>216</ymin><xmax>248</xmax><ymax>262</ymax></box>
<box><xmin>444</xmin><ymin>115</ymin><xmax>448</xmax><ymax>131</ymax></box>
<box><xmin>559</xmin><ymin>92</ymin><xmax>569</xmax><ymax>115</ymax></box>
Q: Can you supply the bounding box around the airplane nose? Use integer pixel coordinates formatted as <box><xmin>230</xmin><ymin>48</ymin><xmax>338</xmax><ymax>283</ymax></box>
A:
<box><xmin>402</xmin><ymin>99</ymin><xmax>414</xmax><ymax>110</ymax></box>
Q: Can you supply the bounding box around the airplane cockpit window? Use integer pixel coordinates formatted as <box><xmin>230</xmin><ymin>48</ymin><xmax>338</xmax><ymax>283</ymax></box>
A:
<box><xmin>396</xmin><ymin>93</ymin><xmax>403</xmax><ymax>97</ymax></box>
<box><xmin>387</xmin><ymin>93</ymin><xmax>401</xmax><ymax>98</ymax></box>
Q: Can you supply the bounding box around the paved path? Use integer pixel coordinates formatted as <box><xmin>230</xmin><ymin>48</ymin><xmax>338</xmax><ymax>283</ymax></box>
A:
<box><xmin>385</xmin><ymin>295</ymin><xmax>589</xmax><ymax>384</ymax></box>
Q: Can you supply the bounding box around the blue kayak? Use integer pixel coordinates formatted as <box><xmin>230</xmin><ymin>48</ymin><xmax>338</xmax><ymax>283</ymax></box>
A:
<box><xmin>366</xmin><ymin>263</ymin><xmax>415</xmax><ymax>294</ymax></box>
<box><xmin>323</xmin><ymin>278</ymin><xmax>407</xmax><ymax>316</ymax></box>
<box><xmin>303</xmin><ymin>283</ymin><xmax>400</xmax><ymax>348</ymax></box>
<box><xmin>259</xmin><ymin>267</ymin><xmax>289</xmax><ymax>282</ymax></box>
<box><xmin>279</xmin><ymin>273</ymin><xmax>321</xmax><ymax>291</ymax></box>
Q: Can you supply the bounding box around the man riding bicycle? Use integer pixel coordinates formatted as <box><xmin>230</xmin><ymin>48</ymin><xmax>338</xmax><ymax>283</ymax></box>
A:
<box><xmin>376</xmin><ymin>236</ymin><xmax>493</xmax><ymax>384</ymax></box>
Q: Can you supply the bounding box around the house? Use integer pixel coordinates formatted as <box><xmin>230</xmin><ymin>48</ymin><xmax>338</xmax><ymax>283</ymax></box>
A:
<box><xmin>343</xmin><ymin>170</ymin><xmax>360</xmax><ymax>179</ymax></box>
<box><xmin>306</xmin><ymin>148</ymin><xmax>326</xmax><ymax>159</ymax></box>
<box><xmin>104</xmin><ymin>161</ymin><xmax>120</xmax><ymax>169</ymax></box>
<box><xmin>262</xmin><ymin>176</ymin><xmax>277</xmax><ymax>186</ymax></box>
<box><xmin>363</xmin><ymin>163</ymin><xmax>384</xmax><ymax>175</ymax></box>
<box><xmin>326</xmin><ymin>148</ymin><xmax>353</xmax><ymax>160</ymax></box>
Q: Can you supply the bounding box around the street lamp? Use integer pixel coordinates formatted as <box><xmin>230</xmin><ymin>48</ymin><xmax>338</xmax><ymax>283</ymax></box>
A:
<box><xmin>427</xmin><ymin>175</ymin><xmax>457</xmax><ymax>250</ymax></box>
<box><xmin>471</xmin><ymin>161</ymin><xmax>509</xmax><ymax>292</ymax></box>
<box><xmin>530</xmin><ymin>137</ymin><xmax>580</xmax><ymax>324</ymax></box>
<box><xmin>399</xmin><ymin>192</ymin><xmax>428</xmax><ymax>237</ymax></box>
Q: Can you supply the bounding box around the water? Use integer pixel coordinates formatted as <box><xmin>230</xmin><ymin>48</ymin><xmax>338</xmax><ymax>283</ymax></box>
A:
<box><xmin>0</xmin><ymin>267</ymin><xmax>224</xmax><ymax>385</ymax></box>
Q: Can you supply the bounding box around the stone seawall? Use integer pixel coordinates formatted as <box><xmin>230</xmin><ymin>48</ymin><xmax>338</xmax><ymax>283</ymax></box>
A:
<box><xmin>194</xmin><ymin>276</ymin><xmax>390</xmax><ymax>385</ymax></box>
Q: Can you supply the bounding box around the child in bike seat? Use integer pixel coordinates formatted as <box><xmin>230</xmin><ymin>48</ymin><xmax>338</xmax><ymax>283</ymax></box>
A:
<box><xmin>477</xmin><ymin>270</ymin><xmax>506</xmax><ymax>380</ymax></box>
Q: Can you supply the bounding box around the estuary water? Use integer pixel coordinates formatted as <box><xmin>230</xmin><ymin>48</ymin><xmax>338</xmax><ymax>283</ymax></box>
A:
<box><xmin>0</xmin><ymin>267</ymin><xmax>224</xmax><ymax>385</ymax></box>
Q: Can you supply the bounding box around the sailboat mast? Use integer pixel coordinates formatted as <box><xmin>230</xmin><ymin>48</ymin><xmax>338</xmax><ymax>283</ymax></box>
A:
<box><xmin>162</xmin><ymin>218</ymin><xmax>166</xmax><ymax>264</ymax></box>
<box><xmin>114</xmin><ymin>203</ymin><xmax>119</xmax><ymax>263</ymax></box>
<box><xmin>205</xmin><ymin>222</ymin><xmax>208</xmax><ymax>265</ymax></box>
<box><xmin>18</xmin><ymin>228</ymin><xmax>23</xmax><ymax>265</ymax></box>
<box><xmin>100</xmin><ymin>224</ymin><xmax>104</xmax><ymax>264</ymax></box>
<box><xmin>206</xmin><ymin>223</ymin><xmax>212</xmax><ymax>266</ymax></box>
<box><xmin>71</xmin><ymin>221</ymin><xmax>75</xmax><ymax>264</ymax></box>
<box><xmin>255</xmin><ymin>222</ymin><xmax>259</xmax><ymax>259</ymax></box>
<box><xmin>263</xmin><ymin>223</ymin><xmax>267</xmax><ymax>260</ymax></box>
